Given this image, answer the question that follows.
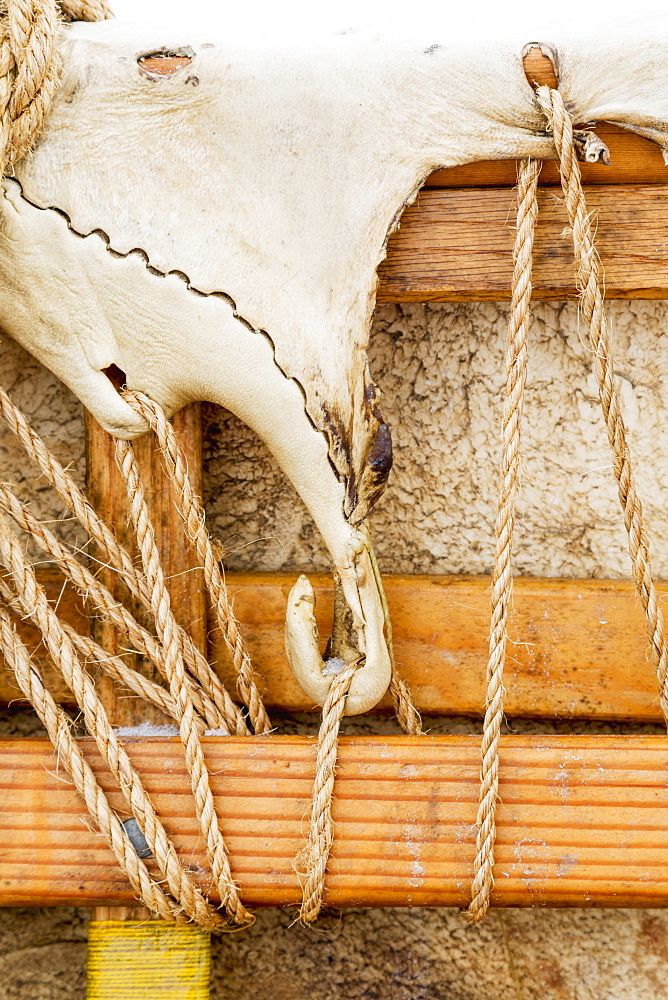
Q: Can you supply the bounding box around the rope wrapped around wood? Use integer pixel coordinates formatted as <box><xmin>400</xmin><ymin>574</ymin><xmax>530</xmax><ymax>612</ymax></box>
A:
<box><xmin>465</xmin><ymin>87</ymin><xmax>668</xmax><ymax>925</ymax></box>
<box><xmin>0</xmin><ymin>0</ymin><xmax>422</xmax><ymax>918</ymax></box>
<box><xmin>0</xmin><ymin>384</ymin><xmax>421</xmax><ymax>925</ymax></box>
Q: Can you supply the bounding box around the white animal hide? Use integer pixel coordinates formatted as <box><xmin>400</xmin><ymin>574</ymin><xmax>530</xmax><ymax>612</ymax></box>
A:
<box><xmin>3</xmin><ymin>15</ymin><xmax>668</xmax><ymax>711</ymax></box>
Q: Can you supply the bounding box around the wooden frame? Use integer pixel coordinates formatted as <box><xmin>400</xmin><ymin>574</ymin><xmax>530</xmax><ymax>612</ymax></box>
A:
<box><xmin>4</xmin><ymin>569</ymin><xmax>667</xmax><ymax>722</ymax></box>
<box><xmin>3</xmin><ymin>44</ymin><xmax>668</xmax><ymax>912</ymax></box>
<box><xmin>4</xmin><ymin>735</ymin><xmax>668</xmax><ymax>909</ymax></box>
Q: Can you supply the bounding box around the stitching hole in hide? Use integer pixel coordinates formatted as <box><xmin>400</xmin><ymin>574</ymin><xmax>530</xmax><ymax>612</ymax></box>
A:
<box><xmin>137</xmin><ymin>48</ymin><xmax>195</xmax><ymax>78</ymax></box>
<box><xmin>102</xmin><ymin>364</ymin><xmax>127</xmax><ymax>391</ymax></box>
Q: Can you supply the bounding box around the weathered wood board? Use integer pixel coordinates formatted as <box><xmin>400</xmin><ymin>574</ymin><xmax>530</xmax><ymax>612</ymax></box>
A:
<box><xmin>2</xmin><ymin>735</ymin><xmax>668</xmax><ymax>909</ymax></box>
<box><xmin>2</xmin><ymin>572</ymin><xmax>664</xmax><ymax>721</ymax></box>
<box><xmin>377</xmin><ymin>184</ymin><xmax>668</xmax><ymax>301</ymax></box>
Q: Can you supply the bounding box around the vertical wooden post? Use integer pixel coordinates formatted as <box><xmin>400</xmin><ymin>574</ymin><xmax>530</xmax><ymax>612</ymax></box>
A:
<box><xmin>84</xmin><ymin>401</ymin><xmax>212</xmax><ymax>999</ymax></box>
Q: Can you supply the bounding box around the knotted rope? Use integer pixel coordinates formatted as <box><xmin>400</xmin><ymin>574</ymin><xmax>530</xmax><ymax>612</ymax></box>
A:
<box><xmin>466</xmin><ymin>87</ymin><xmax>668</xmax><ymax>924</ymax></box>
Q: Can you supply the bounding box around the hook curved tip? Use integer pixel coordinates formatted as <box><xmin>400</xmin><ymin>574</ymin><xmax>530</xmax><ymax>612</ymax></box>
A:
<box><xmin>284</xmin><ymin>570</ymin><xmax>391</xmax><ymax>715</ymax></box>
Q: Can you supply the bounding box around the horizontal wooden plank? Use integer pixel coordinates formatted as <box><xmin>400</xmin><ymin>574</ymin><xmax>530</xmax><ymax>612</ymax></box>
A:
<box><xmin>425</xmin><ymin>123</ymin><xmax>668</xmax><ymax>188</ymax></box>
<box><xmin>2</xmin><ymin>735</ymin><xmax>668</xmax><ymax>908</ymax></box>
<box><xmin>2</xmin><ymin>572</ymin><xmax>665</xmax><ymax>721</ymax></box>
<box><xmin>377</xmin><ymin>184</ymin><xmax>668</xmax><ymax>301</ymax></box>
<box><xmin>211</xmin><ymin>574</ymin><xmax>667</xmax><ymax>721</ymax></box>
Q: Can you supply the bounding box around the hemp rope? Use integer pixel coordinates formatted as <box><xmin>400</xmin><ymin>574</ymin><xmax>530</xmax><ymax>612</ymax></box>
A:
<box><xmin>297</xmin><ymin>658</ymin><xmax>361</xmax><ymax>922</ymax></box>
<box><xmin>465</xmin><ymin>156</ymin><xmax>540</xmax><ymax>926</ymax></box>
<box><xmin>121</xmin><ymin>391</ymin><xmax>271</xmax><ymax>736</ymax></box>
<box><xmin>0</xmin><ymin>574</ymin><xmax>178</xmax><ymax>719</ymax></box>
<box><xmin>0</xmin><ymin>380</ymin><xmax>420</xmax><ymax>926</ymax></box>
<box><xmin>0</xmin><ymin>606</ymin><xmax>191</xmax><ymax>924</ymax></box>
<box><xmin>536</xmin><ymin>84</ymin><xmax>668</xmax><ymax>721</ymax></box>
<box><xmin>467</xmin><ymin>86</ymin><xmax>668</xmax><ymax>924</ymax></box>
<box><xmin>0</xmin><ymin>0</ymin><xmax>111</xmax><ymax>173</ymax></box>
<box><xmin>0</xmin><ymin>511</ymin><xmax>226</xmax><ymax>929</ymax></box>
<box><xmin>0</xmin><ymin>385</ymin><xmax>249</xmax><ymax>736</ymax></box>
<box><xmin>0</xmin><ymin>484</ymin><xmax>226</xmax><ymax>731</ymax></box>
<box><xmin>115</xmin><ymin>436</ymin><xmax>253</xmax><ymax>926</ymax></box>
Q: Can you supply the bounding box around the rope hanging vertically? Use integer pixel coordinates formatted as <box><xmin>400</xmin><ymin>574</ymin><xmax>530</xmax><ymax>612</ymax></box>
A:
<box><xmin>467</xmin><ymin>81</ymin><xmax>668</xmax><ymax>924</ymax></box>
<box><xmin>465</xmin><ymin>156</ymin><xmax>540</xmax><ymax>925</ymax></box>
<box><xmin>535</xmin><ymin>84</ymin><xmax>668</xmax><ymax>722</ymax></box>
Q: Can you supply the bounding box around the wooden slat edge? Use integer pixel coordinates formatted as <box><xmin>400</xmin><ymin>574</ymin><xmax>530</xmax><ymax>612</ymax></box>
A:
<box><xmin>425</xmin><ymin>123</ymin><xmax>668</xmax><ymax>188</ymax></box>
<box><xmin>2</xmin><ymin>735</ymin><xmax>668</xmax><ymax>909</ymax></box>
<box><xmin>377</xmin><ymin>184</ymin><xmax>668</xmax><ymax>301</ymax></box>
<box><xmin>2</xmin><ymin>572</ymin><xmax>665</xmax><ymax>721</ymax></box>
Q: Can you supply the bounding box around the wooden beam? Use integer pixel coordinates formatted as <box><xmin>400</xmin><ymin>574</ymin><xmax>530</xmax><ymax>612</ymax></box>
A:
<box><xmin>377</xmin><ymin>184</ymin><xmax>668</xmax><ymax>301</ymax></box>
<box><xmin>2</xmin><ymin>573</ymin><xmax>665</xmax><ymax>721</ymax></box>
<box><xmin>210</xmin><ymin>574</ymin><xmax>667</xmax><ymax>721</ymax></box>
<box><xmin>425</xmin><ymin>123</ymin><xmax>668</xmax><ymax>189</ymax></box>
<box><xmin>3</xmin><ymin>734</ymin><xmax>668</xmax><ymax>909</ymax></box>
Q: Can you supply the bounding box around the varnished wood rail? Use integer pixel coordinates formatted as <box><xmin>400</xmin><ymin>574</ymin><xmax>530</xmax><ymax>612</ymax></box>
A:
<box><xmin>2</xmin><ymin>735</ymin><xmax>668</xmax><ymax>909</ymax></box>
<box><xmin>425</xmin><ymin>122</ymin><xmax>668</xmax><ymax>189</ymax></box>
<box><xmin>3</xmin><ymin>572</ymin><xmax>666</xmax><ymax>721</ymax></box>
<box><xmin>377</xmin><ymin>184</ymin><xmax>668</xmax><ymax>301</ymax></box>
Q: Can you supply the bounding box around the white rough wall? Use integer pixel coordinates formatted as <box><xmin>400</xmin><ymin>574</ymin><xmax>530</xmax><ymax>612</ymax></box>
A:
<box><xmin>2</xmin><ymin>299</ymin><xmax>668</xmax><ymax>999</ymax></box>
<box><xmin>204</xmin><ymin>299</ymin><xmax>668</xmax><ymax>580</ymax></box>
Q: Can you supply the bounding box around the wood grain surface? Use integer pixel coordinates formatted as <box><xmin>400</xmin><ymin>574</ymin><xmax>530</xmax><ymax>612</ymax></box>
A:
<box><xmin>377</xmin><ymin>184</ymin><xmax>668</xmax><ymax>301</ymax></box>
<box><xmin>2</xmin><ymin>735</ymin><xmax>668</xmax><ymax>909</ymax></box>
<box><xmin>2</xmin><ymin>572</ymin><xmax>665</xmax><ymax>721</ymax></box>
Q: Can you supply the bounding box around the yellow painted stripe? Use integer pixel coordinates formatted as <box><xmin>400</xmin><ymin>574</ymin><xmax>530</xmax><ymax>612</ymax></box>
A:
<box><xmin>86</xmin><ymin>921</ymin><xmax>210</xmax><ymax>999</ymax></box>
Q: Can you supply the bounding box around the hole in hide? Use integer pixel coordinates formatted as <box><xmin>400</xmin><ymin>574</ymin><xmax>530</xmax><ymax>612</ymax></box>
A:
<box><xmin>137</xmin><ymin>48</ymin><xmax>195</xmax><ymax>77</ymax></box>
<box><xmin>102</xmin><ymin>364</ymin><xmax>127</xmax><ymax>391</ymax></box>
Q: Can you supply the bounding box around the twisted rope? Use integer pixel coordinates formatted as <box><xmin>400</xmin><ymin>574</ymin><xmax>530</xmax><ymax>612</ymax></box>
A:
<box><xmin>0</xmin><ymin>386</ymin><xmax>249</xmax><ymax>736</ymax></box>
<box><xmin>467</xmin><ymin>83</ymin><xmax>668</xmax><ymax>924</ymax></box>
<box><xmin>0</xmin><ymin>510</ymin><xmax>226</xmax><ymax>930</ymax></box>
<box><xmin>122</xmin><ymin>391</ymin><xmax>271</xmax><ymax>735</ymax></box>
<box><xmin>0</xmin><ymin>606</ymin><xmax>188</xmax><ymax>923</ymax></box>
<box><xmin>0</xmin><ymin>483</ymin><xmax>226</xmax><ymax>731</ymax></box>
<box><xmin>536</xmin><ymin>85</ymin><xmax>668</xmax><ymax>723</ymax></box>
<box><xmin>0</xmin><ymin>0</ymin><xmax>110</xmax><ymax>171</ymax></box>
<box><xmin>465</xmin><ymin>158</ymin><xmax>540</xmax><ymax>925</ymax></box>
<box><xmin>115</xmin><ymin>438</ymin><xmax>253</xmax><ymax>926</ymax></box>
<box><xmin>0</xmin><ymin>574</ymin><xmax>178</xmax><ymax>719</ymax></box>
<box><xmin>297</xmin><ymin>658</ymin><xmax>360</xmax><ymax>923</ymax></box>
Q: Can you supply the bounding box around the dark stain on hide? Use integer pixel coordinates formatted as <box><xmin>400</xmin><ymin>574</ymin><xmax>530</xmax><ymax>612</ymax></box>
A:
<box><xmin>349</xmin><ymin>421</ymin><xmax>392</xmax><ymax>523</ymax></box>
<box><xmin>320</xmin><ymin>402</ymin><xmax>353</xmax><ymax>480</ymax></box>
<box><xmin>344</xmin><ymin>379</ymin><xmax>393</xmax><ymax>524</ymax></box>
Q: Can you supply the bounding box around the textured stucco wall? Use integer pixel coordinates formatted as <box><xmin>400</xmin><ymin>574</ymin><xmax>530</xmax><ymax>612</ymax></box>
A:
<box><xmin>2</xmin><ymin>299</ymin><xmax>668</xmax><ymax>998</ymax></box>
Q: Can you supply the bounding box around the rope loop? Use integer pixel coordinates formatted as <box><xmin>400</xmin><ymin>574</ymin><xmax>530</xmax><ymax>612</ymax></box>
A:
<box><xmin>466</xmin><ymin>84</ymin><xmax>668</xmax><ymax>925</ymax></box>
<box><xmin>0</xmin><ymin>0</ymin><xmax>110</xmax><ymax>172</ymax></box>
